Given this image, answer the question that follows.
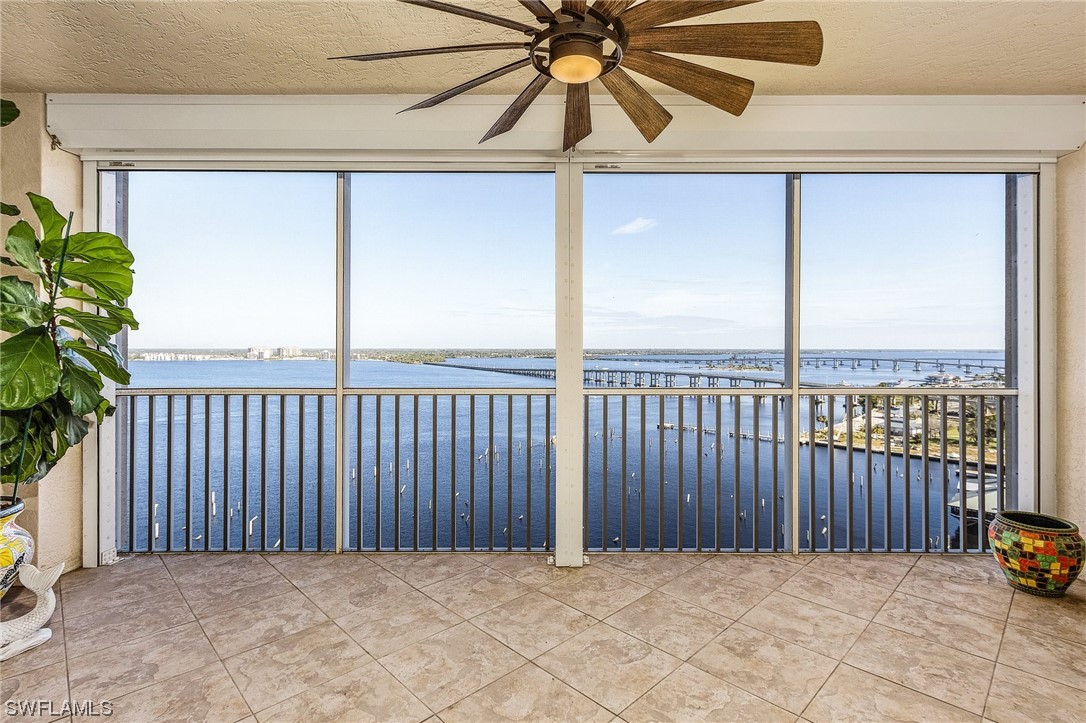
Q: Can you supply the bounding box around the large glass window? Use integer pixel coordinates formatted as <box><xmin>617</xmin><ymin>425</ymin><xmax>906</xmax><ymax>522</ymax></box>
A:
<box><xmin>800</xmin><ymin>174</ymin><xmax>1008</xmax><ymax>388</ymax></box>
<box><xmin>122</xmin><ymin>171</ymin><xmax>337</xmax><ymax>388</ymax></box>
<box><xmin>348</xmin><ymin>172</ymin><xmax>555</xmax><ymax>388</ymax></box>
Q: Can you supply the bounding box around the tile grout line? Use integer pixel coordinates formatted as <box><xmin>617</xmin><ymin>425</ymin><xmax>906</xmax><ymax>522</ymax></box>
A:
<box><xmin>797</xmin><ymin>551</ymin><xmax>921</xmax><ymax>719</ymax></box>
<box><xmin>164</xmin><ymin>553</ymin><xmax>258</xmax><ymax>721</ymax></box>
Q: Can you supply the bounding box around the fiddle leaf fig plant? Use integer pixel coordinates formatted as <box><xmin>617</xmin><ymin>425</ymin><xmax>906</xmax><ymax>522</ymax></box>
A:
<box><xmin>1</xmin><ymin>99</ymin><xmax>137</xmax><ymax>502</ymax></box>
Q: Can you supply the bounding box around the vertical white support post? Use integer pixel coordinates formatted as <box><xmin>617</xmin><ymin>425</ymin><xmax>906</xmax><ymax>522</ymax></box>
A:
<box><xmin>81</xmin><ymin>161</ymin><xmax>102</xmax><ymax>568</ymax></box>
<box><xmin>335</xmin><ymin>173</ymin><xmax>351</xmax><ymax>552</ymax></box>
<box><xmin>785</xmin><ymin>174</ymin><xmax>802</xmax><ymax>554</ymax></box>
<box><xmin>1015</xmin><ymin>173</ymin><xmax>1040</xmax><ymax>512</ymax></box>
<box><xmin>555</xmin><ymin>161</ymin><xmax>584</xmax><ymax>567</ymax></box>
<box><xmin>1037</xmin><ymin>163</ymin><xmax>1057</xmax><ymax>513</ymax></box>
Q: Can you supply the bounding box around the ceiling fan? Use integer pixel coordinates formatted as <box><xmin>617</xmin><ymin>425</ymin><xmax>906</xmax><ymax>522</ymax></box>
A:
<box><xmin>332</xmin><ymin>0</ymin><xmax>823</xmax><ymax>150</ymax></box>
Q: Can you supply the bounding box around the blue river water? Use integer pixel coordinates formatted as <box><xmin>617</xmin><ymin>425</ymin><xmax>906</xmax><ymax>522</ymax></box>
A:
<box><xmin>121</xmin><ymin>351</ymin><xmax>1007</xmax><ymax>554</ymax></box>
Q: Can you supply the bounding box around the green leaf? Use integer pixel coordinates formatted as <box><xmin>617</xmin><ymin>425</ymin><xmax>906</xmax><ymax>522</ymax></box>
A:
<box><xmin>57</xmin><ymin>308</ymin><xmax>124</xmax><ymax>345</ymax></box>
<box><xmin>59</xmin><ymin>232</ymin><xmax>134</xmax><ymax>266</ymax></box>
<box><xmin>59</xmin><ymin>260</ymin><xmax>133</xmax><ymax>302</ymax></box>
<box><xmin>0</xmin><ymin>327</ymin><xmax>62</xmax><ymax>410</ymax></box>
<box><xmin>0</xmin><ymin>413</ymin><xmax>23</xmax><ymax>444</ymax></box>
<box><xmin>27</xmin><ymin>193</ymin><xmax>67</xmax><ymax>244</ymax></box>
<box><xmin>62</xmin><ymin>339</ymin><xmax>131</xmax><ymax>385</ymax></box>
<box><xmin>0</xmin><ymin>99</ymin><xmax>19</xmax><ymax>127</ymax></box>
<box><xmin>0</xmin><ymin>276</ymin><xmax>47</xmax><ymax>333</ymax></box>
<box><xmin>94</xmin><ymin>397</ymin><xmax>114</xmax><ymax>424</ymax></box>
<box><xmin>60</xmin><ymin>288</ymin><xmax>138</xmax><ymax>329</ymax></box>
<box><xmin>56</xmin><ymin>412</ymin><xmax>90</xmax><ymax>448</ymax></box>
<box><xmin>1</xmin><ymin>202</ymin><xmax>19</xmax><ymax>216</ymax></box>
<box><xmin>4</xmin><ymin>221</ymin><xmax>43</xmax><ymax>277</ymax></box>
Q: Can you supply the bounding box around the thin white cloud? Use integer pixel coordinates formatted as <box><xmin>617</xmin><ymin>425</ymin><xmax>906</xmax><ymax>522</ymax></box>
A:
<box><xmin>610</xmin><ymin>217</ymin><xmax>658</xmax><ymax>235</ymax></box>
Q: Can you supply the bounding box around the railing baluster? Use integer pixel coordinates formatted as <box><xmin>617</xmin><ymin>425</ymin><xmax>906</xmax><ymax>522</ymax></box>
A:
<box><xmin>526</xmin><ymin>395</ymin><xmax>533</xmax><ymax>551</ymax></box>
<box><xmin>640</xmin><ymin>395</ymin><xmax>646</xmax><ymax>551</ymax></box>
<box><xmin>242</xmin><ymin>394</ymin><xmax>249</xmax><ymax>552</ymax></box>
<box><xmin>846</xmin><ymin>394</ymin><xmax>854</xmax><ymax>552</ymax></box>
<box><xmin>620</xmin><ymin>395</ymin><xmax>627</xmax><ymax>551</ymax></box>
<box><xmin>602</xmin><ymin>395</ymin><xmax>609</xmax><ymax>551</ymax></box>
<box><xmin>959</xmin><ymin>394</ymin><xmax>967</xmax><ymax>553</ymax></box>
<box><xmin>282</xmin><ymin>390</ymin><xmax>291</xmax><ymax>549</ymax></box>
<box><xmin>166</xmin><ymin>394</ymin><xmax>174</xmax><ymax>551</ymax></box>
<box><xmin>432</xmin><ymin>394</ymin><xmax>438</xmax><ymax>551</ymax></box>
<box><xmin>451</xmin><ymin>395</ymin><xmax>457</xmax><ymax>551</ymax></box>
<box><xmin>865</xmin><ymin>397</ymin><xmax>873</xmax><ymax>551</ymax></box>
<box><xmin>658</xmin><ymin>395</ymin><xmax>665</xmax><ymax>551</ymax></box>
<box><xmin>185</xmin><ymin>395</ymin><xmax>192</xmax><ymax>552</ymax></box>
<box><xmin>809</xmin><ymin>394</ymin><xmax>816</xmax><ymax>552</ymax></box>
<box><xmin>414</xmin><ymin>395</ymin><xmax>420</xmax><ymax>551</ymax></box>
<box><xmin>223</xmin><ymin>395</ymin><xmax>230</xmax><ymax>551</ymax></box>
<box><xmin>903</xmin><ymin>395</ymin><xmax>911</xmax><ymax>552</ymax></box>
<box><xmin>716</xmin><ymin>394</ymin><xmax>723</xmax><ymax>552</ymax></box>
<box><xmin>129</xmin><ymin>395</ymin><xmax>136</xmax><ymax>551</ymax></box>
<box><xmin>489</xmin><ymin>395</ymin><xmax>495</xmax><ymax>551</ymax></box>
<box><xmin>677</xmin><ymin>394</ymin><xmax>684</xmax><ymax>551</ymax></box>
<box><xmin>583</xmin><ymin>395</ymin><xmax>590</xmax><ymax>551</ymax></box>
<box><xmin>148</xmin><ymin>395</ymin><xmax>155</xmax><ymax>553</ymax></box>
<box><xmin>316</xmin><ymin>395</ymin><xmax>324</xmax><ymax>550</ymax></box>
<box><xmin>733</xmin><ymin>397</ymin><xmax>740</xmax><ymax>552</ymax></box>
<box><xmin>545</xmin><ymin>394</ymin><xmax>551</xmax><ymax>551</ymax></box>
<box><xmin>356</xmin><ymin>395</ymin><xmax>363</xmax><ymax>551</ymax></box>
<box><xmin>696</xmin><ymin>395</ymin><xmax>704</xmax><ymax>551</ymax></box>
<box><xmin>375</xmin><ymin>396</ymin><xmax>382</xmax><ymax>551</ymax></box>
<box><xmin>752</xmin><ymin>395</ymin><xmax>759</xmax><ymax>552</ymax></box>
<box><xmin>772</xmin><ymin>396</ymin><xmax>779</xmax><ymax>551</ymax></box>
<box><xmin>204</xmin><ymin>395</ymin><xmax>211</xmax><ymax>552</ymax></box>
<box><xmin>977</xmin><ymin>395</ymin><xmax>986</xmax><ymax>553</ymax></box>
<box><xmin>260</xmin><ymin>395</ymin><xmax>267</xmax><ymax>551</ymax></box>
<box><xmin>507</xmin><ymin>395</ymin><xmax>513</xmax><ymax>552</ymax></box>
<box><xmin>883</xmin><ymin>394</ymin><xmax>892</xmax><ymax>552</ymax></box>
<box><xmin>921</xmin><ymin>394</ymin><xmax>930</xmax><ymax>553</ymax></box>
<box><xmin>826</xmin><ymin>394</ymin><xmax>834</xmax><ymax>552</ymax></box>
<box><xmin>394</xmin><ymin>395</ymin><xmax>400</xmax><ymax>552</ymax></box>
<box><xmin>940</xmin><ymin>396</ymin><xmax>949</xmax><ymax>553</ymax></box>
<box><xmin>470</xmin><ymin>394</ymin><xmax>476</xmax><ymax>552</ymax></box>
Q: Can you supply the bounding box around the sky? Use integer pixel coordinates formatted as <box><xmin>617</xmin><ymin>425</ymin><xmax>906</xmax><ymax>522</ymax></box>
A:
<box><xmin>124</xmin><ymin>170</ymin><xmax>1009</xmax><ymax>351</ymax></box>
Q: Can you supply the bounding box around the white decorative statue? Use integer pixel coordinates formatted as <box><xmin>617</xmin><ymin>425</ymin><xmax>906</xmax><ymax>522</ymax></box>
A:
<box><xmin>0</xmin><ymin>563</ymin><xmax>64</xmax><ymax>661</ymax></box>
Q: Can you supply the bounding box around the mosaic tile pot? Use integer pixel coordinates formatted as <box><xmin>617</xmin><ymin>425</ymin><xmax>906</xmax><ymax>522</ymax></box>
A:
<box><xmin>1</xmin><ymin>498</ymin><xmax>34</xmax><ymax>600</ymax></box>
<box><xmin>989</xmin><ymin>511</ymin><xmax>1084</xmax><ymax>597</ymax></box>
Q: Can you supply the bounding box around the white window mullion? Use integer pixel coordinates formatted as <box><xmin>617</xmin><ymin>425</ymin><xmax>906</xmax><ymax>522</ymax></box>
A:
<box><xmin>555</xmin><ymin>161</ymin><xmax>584</xmax><ymax>567</ymax></box>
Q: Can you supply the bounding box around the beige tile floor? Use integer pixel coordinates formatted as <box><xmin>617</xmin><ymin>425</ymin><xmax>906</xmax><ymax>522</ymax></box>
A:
<box><xmin>2</xmin><ymin>552</ymin><xmax>1084</xmax><ymax>722</ymax></box>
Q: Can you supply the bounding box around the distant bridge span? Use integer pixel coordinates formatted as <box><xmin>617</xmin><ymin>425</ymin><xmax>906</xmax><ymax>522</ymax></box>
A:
<box><xmin>427</xmin><ymin>362</ymin><xmax>821</xmax><ymax>389</ymax></box>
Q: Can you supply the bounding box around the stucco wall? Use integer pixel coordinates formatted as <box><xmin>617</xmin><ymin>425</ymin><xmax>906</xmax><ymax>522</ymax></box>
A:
<box><xmin>1</xmin><ymin>92</ymin><xmax>84</xmax><ymax>572</ymax></box>
<box><xmin>1055</xmin><ymin>146</ymin><xmax>1085</xmax><ymax>528</ymax></box>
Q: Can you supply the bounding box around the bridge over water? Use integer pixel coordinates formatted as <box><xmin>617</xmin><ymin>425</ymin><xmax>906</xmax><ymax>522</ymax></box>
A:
<box><xmin>588</xmin><ymin>354</ymin><xmax>1004</xmax><ymax>374</ymax></box>
<box><xmin>428</xmin><ymin>362</ymin><xmax>807</xmax><ymax>389</ymax></box>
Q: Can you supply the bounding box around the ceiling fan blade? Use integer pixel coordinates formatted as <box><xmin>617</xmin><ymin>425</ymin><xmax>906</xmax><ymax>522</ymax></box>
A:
<box><xmin>592</xmin><ymin>0</ymin><xmax>635</xmax><ymax>20</ymax></box>
<box><xmin>519</xmin><ymin>0</ymin><xmax>555</xmax><ymax>22</ymax></box>
<box><xmin>621</xmin><ymin>50</ymin><xmax>754</xmax><ymax>116</ymax></box>
<box><xmin>598</xmin><ymin>67</ymin><xmax>672</xmax><ymax>142</ymax></box>
<box><xmin>620</xmin><ymin>1</ymin><xmax>761</xmax><ymax>32</ymax></box>
<box><xmin>563</xmin><ymin>82</ymin><xmax>592</xmax><ymax>151</ymax></box>
<box><xmin>562</xmin><ymin>0</ymin><xmax>588</xmax><ymax>16</ymax></box>
<box><xmin>401</xmin><ymin>58</ymin><xmax>533</xmax><ymax>112</ymax></box>
<box><xmin>330</xmin><ymin>42</ymin><xmax>529</xmax><ymax>62</ymax></box>
<box><xmin>399</xmin><ymin>0</ymin><xmax>538</xmax><ymax>34</ymax></box>
<box><xmin>630</xmin><ymin>21</ymin><xmax>823</xmax><ymax>66</ymax></box>
<box><xmin>481</xmin><ymin>74</ymin><xmax>552</xmax><ymax>142</ymax></box>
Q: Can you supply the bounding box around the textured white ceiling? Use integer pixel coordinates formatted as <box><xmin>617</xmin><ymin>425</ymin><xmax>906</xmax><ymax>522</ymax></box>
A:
<box><xmin>1</xmin><ymin>0</ymin><xmax>1083</xmax><ymax>97</ymax></box>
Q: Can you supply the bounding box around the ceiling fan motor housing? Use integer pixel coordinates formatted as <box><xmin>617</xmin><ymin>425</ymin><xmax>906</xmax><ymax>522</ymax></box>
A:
<box><xmin>529</xmin><ymin>17</ymin><xmax>628</xmax><ymax>83</ymax></box>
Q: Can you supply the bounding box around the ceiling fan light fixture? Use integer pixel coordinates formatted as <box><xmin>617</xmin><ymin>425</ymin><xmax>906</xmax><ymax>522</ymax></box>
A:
<box><xmin>549</xmin><ymin>38</ymin><xmax>604</xmax><ymax>84</ymax></box>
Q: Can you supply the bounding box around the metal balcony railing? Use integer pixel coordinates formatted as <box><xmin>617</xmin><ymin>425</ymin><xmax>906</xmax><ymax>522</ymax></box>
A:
<box><xmin>117</xmin><ymin>387</ymin><xmax>1019</xmax><ymax>554</ymax></box>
